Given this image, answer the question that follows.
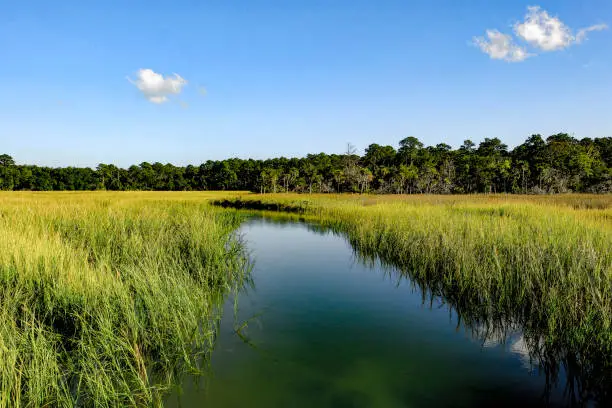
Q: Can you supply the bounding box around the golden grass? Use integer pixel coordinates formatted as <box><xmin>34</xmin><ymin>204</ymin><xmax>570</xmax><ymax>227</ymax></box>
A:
<box><xmin>1</xmin><ymin>191</ymin><xmax>610</xmax><ymax>405</ymax></box>
<box><xmin>0</xmin><ymin>191</ymin><xmax>250</xmax><ymax>407</ymax></box>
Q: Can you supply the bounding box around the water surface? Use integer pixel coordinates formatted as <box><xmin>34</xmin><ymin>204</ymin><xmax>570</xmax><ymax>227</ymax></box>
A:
<box><xmin>168</xmin><ymin>218</ymin><xmax>567</xmax><ymax>407</ymax></box>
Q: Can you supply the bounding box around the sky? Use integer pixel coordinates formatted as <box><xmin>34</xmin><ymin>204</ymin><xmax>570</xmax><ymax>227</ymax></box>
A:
<box><xmin>1</xmin><ymin>0</ymin><xmax>611</xmax><ymax>167</ymax></box>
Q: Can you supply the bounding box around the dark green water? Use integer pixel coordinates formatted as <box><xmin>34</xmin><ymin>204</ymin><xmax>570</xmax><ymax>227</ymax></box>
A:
<box><xmin>167</xmin><ymin>218</ymin><xmax>569</xmax><ymax>407</ymax></box>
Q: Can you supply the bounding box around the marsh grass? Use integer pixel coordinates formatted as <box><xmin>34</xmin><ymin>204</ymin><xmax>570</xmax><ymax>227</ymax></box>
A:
<box><xmin>0</xmin><ymin>192</ymin><xmax>250</xmax><ymax>407</ymax></box>
<box><xmin>2</xmin><ymin>191</ymin><xmax>610</xmax><ymax>405</ymax></box>
<box><xmin>215</xmin><ymin>193</ymin><xmax>612</xmax><ymax>403</ymax></box>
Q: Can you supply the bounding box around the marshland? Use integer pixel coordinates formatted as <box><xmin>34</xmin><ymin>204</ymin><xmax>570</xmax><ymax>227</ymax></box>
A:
<box><xmin>3</xmin><ymin>3</ymin><xmax>612</xmax><ymax>405</ymax></box>
<box><xmin>0</xmin><ymin>192</ymin><xmax>610</xmax><ymax>407</ymax></box>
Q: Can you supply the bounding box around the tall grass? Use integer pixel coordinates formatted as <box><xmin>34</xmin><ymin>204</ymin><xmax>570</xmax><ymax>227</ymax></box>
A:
<box><xmin>215</xmin><ymin>193</ymin><xmax>612</xmax><ymax>403</ymax></box>
<box><xmin>0</xmin><ymin>192</ymin><xmax>250</xmax><ymax>407</ymax></box>
<box><xmin>2</xmin><ymin>191</ymin><xmax>610</xmax><ymax>405</ymax></box>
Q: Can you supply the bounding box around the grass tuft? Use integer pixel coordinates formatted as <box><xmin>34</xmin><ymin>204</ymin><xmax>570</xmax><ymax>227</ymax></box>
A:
<box><xmin>0</xmin><ymin>192</ymin><xmax>249</xmax><ymax>407</ymax></box>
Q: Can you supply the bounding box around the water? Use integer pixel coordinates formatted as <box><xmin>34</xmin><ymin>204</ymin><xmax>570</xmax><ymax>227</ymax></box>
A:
<box><xmin>167</xmin><ymin>218</ymin><xmax>569</xmax><ymax>407</ymax></box>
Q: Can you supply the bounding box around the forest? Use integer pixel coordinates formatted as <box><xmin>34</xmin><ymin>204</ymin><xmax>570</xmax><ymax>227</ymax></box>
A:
<box><xmin>1</xmin><ymin>133</ymin><xmax>611</xmax><ymax>194</ymax></box>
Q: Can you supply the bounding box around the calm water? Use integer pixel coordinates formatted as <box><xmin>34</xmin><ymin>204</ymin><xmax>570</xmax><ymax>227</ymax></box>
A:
<box><xmin>167</xmin><ymin>218</ymin><xmax>568</xmax><ymax>407</ymax></box>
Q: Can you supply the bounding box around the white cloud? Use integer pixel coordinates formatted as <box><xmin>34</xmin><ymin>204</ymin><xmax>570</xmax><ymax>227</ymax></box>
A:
<box><xmin>473</xmin><ymin>30</ymin><xmax>532</xmax><ymax>62</ymax></box>
<box><xmin>128</xmin><ymin>69</ymin><xmax>187</xmax><ymax>104</ymax></box>
<box><xmin>474</xmin><ymin>6</ymin><xmax>607</xmax><ymax>62</ymax></box>
<box><xmin>576</xmin><ymin>23</ymin><xmax>608</xmax><ymax>44</ymax></box>
<box><xmin>514</xmin><ymin>6</ymin><xmax>574</xmax><ymax>51</ymax></box>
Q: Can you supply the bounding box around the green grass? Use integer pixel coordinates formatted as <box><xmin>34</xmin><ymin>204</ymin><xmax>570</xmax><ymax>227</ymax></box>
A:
<box><xmin>1</xmin><ymin>191</ymin><xmax>611</xmax><ymax>405</ymax></box>
<box><xmin>215</xmin><ymin>193</ymin><xmax>612</xmax><ymax>401</ymax></box>
<box><xmin>0</xmin><ymin>192</ymin><xmax>250</xmax><ymax>407</ymax></box>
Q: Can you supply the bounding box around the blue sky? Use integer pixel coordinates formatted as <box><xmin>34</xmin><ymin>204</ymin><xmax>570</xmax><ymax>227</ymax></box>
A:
<box><xmin>1</xmin><ymin>0</ymin><xmax>611</xmax><ymax>167</ymax></box>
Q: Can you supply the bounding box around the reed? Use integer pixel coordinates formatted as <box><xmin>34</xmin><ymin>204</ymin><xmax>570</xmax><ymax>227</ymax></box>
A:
<box><xmin>0</xmin><ymin>192</ymin><xmax>249</xmax><ymax>407</ymax></box>
<box><xmin>2</xmin><ymin>191</ymin><xmax>610</xmax><ymax>405</ymax></box>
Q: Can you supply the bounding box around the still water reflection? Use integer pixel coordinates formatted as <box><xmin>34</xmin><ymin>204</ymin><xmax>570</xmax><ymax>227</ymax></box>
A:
<box><xmin>167</xmin><ymin>218</ymin><xmax>577</xmax><ymax>407</ymax></box>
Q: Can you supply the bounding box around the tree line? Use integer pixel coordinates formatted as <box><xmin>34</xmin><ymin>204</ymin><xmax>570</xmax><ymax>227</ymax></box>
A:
<box><xmin>1</xmin><ymin>134</ymin><xmax>611</xmax><ymax>193</ymax></box>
